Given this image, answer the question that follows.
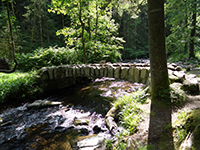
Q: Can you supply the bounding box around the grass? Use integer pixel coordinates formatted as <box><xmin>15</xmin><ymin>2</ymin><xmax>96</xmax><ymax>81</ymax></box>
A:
<box><xmin>105</xmin><ymin>89</ymin><xmax>148</xmax><ymax>150</ymax></box>
<box><xmin>113</xmin><ymin>89</ymin><xmax>147</xmax><ymax>135</ymax></box>
<box><xmin>0</xmin><ymin>71</ymin><xmax>43</xmax><ymax>104</ymax></box>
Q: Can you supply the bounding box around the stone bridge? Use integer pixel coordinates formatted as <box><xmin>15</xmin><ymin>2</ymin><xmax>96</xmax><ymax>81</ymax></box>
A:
<box><xmin>37</xmin><ymin>62</ymin><xmax>151</xmax><ymax>91</ymax></box>
<box><xmin>37</xmin><ymin>62</ymin><xmax>199</xmax><ymax>92</ymax></box>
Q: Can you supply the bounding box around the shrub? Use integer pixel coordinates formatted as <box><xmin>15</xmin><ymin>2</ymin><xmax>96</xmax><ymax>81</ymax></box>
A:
<box><xmin>17</xmin><ymin>45</ymin><xmax>121</xmax><ymax>72</ymax></box>
<box><xmin>17</xmin><ymin>46</ymin><xmax>79</xmax><ymax>72</ymax></box>
<box><xmin>0</xmin><ymin>72</ymin><xmax>43</xmax><ymax>104</ymax></box>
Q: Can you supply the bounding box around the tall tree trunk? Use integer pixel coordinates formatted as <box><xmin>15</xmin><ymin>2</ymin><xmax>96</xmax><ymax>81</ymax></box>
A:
<box><xmin>189</xmin><ymin>0</ymin><xmax>196</xmax><ymax>59</ymax></box>
<box><xmin>88</xmin><ymin>18</ymin><xmax>91</xmax><ymax>40</ymax></box>
<box><xmin>31</xmin><ymin>1</ymin><xmax>36</xmax><ymax>50</ymax></box>
<box><xmin>61</xmin><ymin>14</ymin><xmax>66</xmax><ymax>46</ymax></box>
<box><xmin>95</xmin><ymin>0</ymin><xmax>98</xmax><ymax>42</ymax></box>
<box><xmin>0</xmin><ymin>0</ymin><xmax>17</xmax><ymax>73</ymax></box>
<box><xmin>184</xmin><ymin>0</ymin><xmax>188</xmax><ymax>53</ymax></box>
<box><xmin>11</xmin><ymin>0</ymin><xmax>22</xmax><ymax>54</ymax></box>
<box><xmin>147</xmin><ymin>0</ymin><xmax>174</xmax><ymax>149</ymax></box>
<box><xmin>38</xmin><ymin>0</ymin><xmax>43</xmax><ymax>47</ymax></box>
<box><xmin>79</xmin><ymin>1</ymin><xmax>86</xmax><ymax>63</ymax></box>
<box><xmin>39</xmin><ymin>15</ymin><xmax>43</xmax><ymax>47</ymax></box>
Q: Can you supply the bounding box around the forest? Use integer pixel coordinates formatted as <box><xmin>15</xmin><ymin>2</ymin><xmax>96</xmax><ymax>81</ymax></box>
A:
<box><xmin>0</xmin><ymin>0</ymin><xmax>199</xmax><ymax>70</ymax></box>
<box><xmin>0</xmin><ymin>0</ymin><xmax>200</xmax><ymax>149</ymax></box>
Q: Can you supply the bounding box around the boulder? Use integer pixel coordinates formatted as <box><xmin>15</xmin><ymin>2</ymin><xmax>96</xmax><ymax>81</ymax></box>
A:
<box><xmin>169</xmin><ymin>74</ymin><xmax>181</xmax><ymax>83</ymax></box>
<box><xmin>175</xmin><ymin>66</ymin><xmax>182</xmax><ymax>71</ymax></box>
<box><xmin>182</xmin><ymin>74</ymin><xmax>199</xmax><ymax>94</ymax></box>
<box><xmin>172</xmin><ymin>71</ymin><xmax>186</xmax><ymax>83</ymax></box>
<box><xmin>168</xmin><ymin>64</ymin><xmax>176</xmax><ymax>71</ymax></box>
<box><xmin>170</xmin><ymin>83</ymin><xmax>186</xmax><ymax>106</ymax></box>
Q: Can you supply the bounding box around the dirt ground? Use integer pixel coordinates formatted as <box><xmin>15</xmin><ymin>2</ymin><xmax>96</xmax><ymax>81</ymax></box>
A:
<box><xmin>130</xmin><ymin>69</ymin><xmax>200</xmax><ymax>148</ymax></box>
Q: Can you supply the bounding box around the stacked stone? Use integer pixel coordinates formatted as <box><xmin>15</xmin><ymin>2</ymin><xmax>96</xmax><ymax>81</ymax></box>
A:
<box><xmin>38</xmin><ymin>62</ymin><xmax>199</xmax><ymax>94</ymax></box>
<box><xmin>38</xmin><ymin>63</ymin><xmax>150</xmax><ymax>85</ymax></box>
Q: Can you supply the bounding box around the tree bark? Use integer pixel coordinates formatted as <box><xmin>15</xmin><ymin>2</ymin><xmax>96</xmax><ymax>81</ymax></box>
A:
<box><xmin>95</xmin><ymin>0</ymin><xmax>98</xmax><ymax>43</ymax></box>
<box><xmin>79</xmin><ymin>1</ymin><xmax>86</xmax><ymax>63</ymax></box>
<box><xmin>184</xmin><ymin>0</ymin><xmax>188</xmax><ymax>53</ymax></box>
<box><xmin>147</xmin><ymin>0</ymin><xmax>174</xmax><ymax>149</ymax></box>
<box><xmin>0</xmin><ymin>0</ymin><xmax>17</xmax><ymax>73</ymax></box>
<box><xmin>38</xmin><ymin>0</ymin><xmax>43</xmax><ymax>48</ymax></box>
<box><xmin>189</xmin><ymin>0</ymin><xmax>196</xmax><ymax>59</ymax></box>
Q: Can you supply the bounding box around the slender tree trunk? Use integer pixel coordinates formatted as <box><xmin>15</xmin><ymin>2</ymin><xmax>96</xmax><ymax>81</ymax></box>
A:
<box><xmin>189</xmin><ymin>0</ymin><xmax>196</xmax><ymax>59</ymax></box>
<box><xmin>0</xmin><ymin>0</ymin><xmax>17</xmax><ymax>73</ymax></box>
<box><xmin>39</xmin><ymin>15</ymin><xmax>43</xmax><ymax>47</ymax></box>
<box><xmin>88</xmin><ymin>18</ymin><xmax>91</xmax><ymax>40</ymax></box>
<box><xmin>31</xmin><ymin>1</ymin><xmax>36</xmax><ymax>50</ymax></box>
<box><xmin>11</xmin><ymin>0</ymin><xmax>22</xmax><ymax>54</ymax></box>
<box><xmin>75</xmin><ymin>28</ymin><xmax>80</xmax><ymax>61</ymax></box>
<box><xmin>147</xmin><ymin>0</ymin><xmax>174</xmax><ymax>149</ymax></box>
<box><xmin>95</xmin><ymin>0</ymin><xmax>98</xmax><ymax>42</ymax></box>
<box><xmin>184</xmin><ymin>0</ymin><xmax>188</xmax><ymax>53</ymax></box>
<box><xmin>61</xmin><ymin>14</ymin><xmax>66</xmax><ymax>46</ymax></box>
<box><xmin>38</xmin><ymin>1</ymin><xmax>43</xmax><ymax>47</ymax></box>
<box><xmin>62</xmin><ymin>14</ymin><xmax>64</xmax><ymax>28</ymax></box>
<box><xmin>79</xmin><ymin>1</ymin><xmax>86</xmax><ymax>63</ymax></box>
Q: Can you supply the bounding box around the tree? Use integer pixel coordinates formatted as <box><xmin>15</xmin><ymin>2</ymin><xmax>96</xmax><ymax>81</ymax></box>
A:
<box><xmin>189</xmin><ymin>0</ymin><xmax>197</xmax><ymax>59</ymax></box>
<box><xmin>0</xmin><ymin>0</ymin><xmax>17</xmax><ymax>73</ymax></box>
<box><xmin>166</xmin><ymin>0</ymin><xmax>199</xmax><ymax>61</ymax></box>
<box><xmin>49</xmin><ymin>0</ymin><xmax>123</xmax><ymax>64</ymax></box>
<box><xmin>147</xmin><ymin>0</ymin><xmax>174</xmax><ymax>149</ymax></box>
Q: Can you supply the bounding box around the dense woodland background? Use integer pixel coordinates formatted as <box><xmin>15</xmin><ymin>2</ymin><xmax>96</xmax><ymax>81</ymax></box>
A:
<box><xmin>0</xmin><ymin>0</ymin><xmax>199</xmax><ymax>71</ymax></box>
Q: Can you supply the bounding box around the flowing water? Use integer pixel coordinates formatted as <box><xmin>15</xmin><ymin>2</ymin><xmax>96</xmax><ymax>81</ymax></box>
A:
<box><xmin>0</xmin><ymin>77</ymin><xmax>144</xmax><ymax>150</ymax></box>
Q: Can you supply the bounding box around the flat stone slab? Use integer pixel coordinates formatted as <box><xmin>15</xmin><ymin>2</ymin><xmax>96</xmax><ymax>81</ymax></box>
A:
<box><xmin>27</xmin><ymin>100</ymin><xmax>62</xmax><ymax>108</ymax></box>
<box><xmin>77</xmin><ymin>135</ymin><xmax>106</xmax><ymax>150</ymax></box>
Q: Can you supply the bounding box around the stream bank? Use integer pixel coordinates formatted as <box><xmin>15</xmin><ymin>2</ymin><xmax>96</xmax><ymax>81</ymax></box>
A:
<box><xmin>0</xmin><ymin>77</ymin><xmax>145</xmax><ymax>150</ymax></box>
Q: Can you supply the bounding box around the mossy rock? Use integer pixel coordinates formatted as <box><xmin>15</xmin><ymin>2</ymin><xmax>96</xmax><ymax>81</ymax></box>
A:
<box><xmin>177</xmin><ymin>109</ymin><xmax>200</xmax><ymax>149</ymax></box>
<box><xmin>170</xmin><ymin>83</ymin><xmax>186</xmax><ymax>106</ymax></box>
<box><xmin>182</xmin><ymin>79</ymin><xmax>199</xmax><ymax>95</ymax></box>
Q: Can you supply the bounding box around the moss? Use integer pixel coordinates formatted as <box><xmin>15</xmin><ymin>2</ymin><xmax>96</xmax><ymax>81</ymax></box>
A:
<box><xmin>170</xmin><ymin>83</ymin><xmax>186</xmax><ymax>107</ymax></box>
<box><xmin>174</xmin><ymin>109</ymin><xmax>200</xmax><ymax>149</ymax></box>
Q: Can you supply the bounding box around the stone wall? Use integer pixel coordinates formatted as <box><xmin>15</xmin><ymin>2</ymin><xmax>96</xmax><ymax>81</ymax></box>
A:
<box><xmin>37</xmin><ymin>62</ymin><xmax>199</xmax><ymax>94</ymax></box>
<box><xmin>37</xmin><ymin>63</ymin><xmax>150</xmax><ymax>91</ymax></box>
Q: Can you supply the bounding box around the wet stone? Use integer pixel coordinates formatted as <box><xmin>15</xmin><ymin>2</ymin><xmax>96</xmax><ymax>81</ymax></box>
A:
<box><xmin>27</xmin><ymin>100</ymin><xmax>62</xmax><ymax>109</ymax></box>
<box><xmin>77</xmin><ymin>135</ymin><xmax>106</xmax><ymax>150</ymax></box>
<box><xmin>74</xmin><ymin>118</ymin><xmax>90</xmax><ymax>126</ymax></box>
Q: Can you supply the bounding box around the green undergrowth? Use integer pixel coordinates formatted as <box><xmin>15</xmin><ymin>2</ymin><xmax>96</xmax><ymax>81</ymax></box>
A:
<box><xmin>174</xmin><ymin>109</ymin><xmax>200</xmax><ymax>149</ymax></box>
<box><xmin>113</xmin><ymin>89</ymin><xmax>148</xmax><ymax>135</ymax></box>
<box><xmin>0</xmin><ymin>72</ymin><xmax>43</xmax><ymax>104</ymax></box>
<box><xmin>106</xmin><ymin>89</ymin><xmax>149</xmax><ymax>150</ymax></box>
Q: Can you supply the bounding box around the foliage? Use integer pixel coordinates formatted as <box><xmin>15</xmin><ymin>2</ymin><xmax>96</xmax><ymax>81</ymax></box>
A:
<box><xmin>166</xmin><ymin>0</ymin><xmax>200</xmax><ymax>61</ymax></box>
<box><xmin>115</xmin><ymin>3</ymin><xmax>149</xmax><ymax>60</ymax></box>
<box><xmin>17</xmin><ymin>45</ymin><xmax>121</xmax><ymax>72</ymax></box>
<box><xmin>113</xmin><ymin>89</ymin><xmax>147</xmax><ymax>135</ymax></box>
<box><xmin>0</xmin><ymin>1</ymin><xmax>21</xmax><ymax>60</ymax></box>
<box><xmin>16</xmin><ymin>46</ymin><xmax>79</xmax><ymax>72</ymax></box>
<box><xmin>173</xmin><ymin>109</ymin><xmax>200</xmax><ymax>148</ymax></box>
<box><xmin>0</xmin><ymin>71</ymin><xmax>42</xmax><ymax>104</ymax></box>
<box><xmin>49</xmin><ymin>0</ymin><xmax>123</xmax><ymax>63</ymax></box>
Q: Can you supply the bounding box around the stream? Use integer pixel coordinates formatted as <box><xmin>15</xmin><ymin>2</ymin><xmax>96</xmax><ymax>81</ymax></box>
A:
<box><xmin>0</xmin><ymin>77</ymin><xmax>145</xmax><ymax>150</ymax></box>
